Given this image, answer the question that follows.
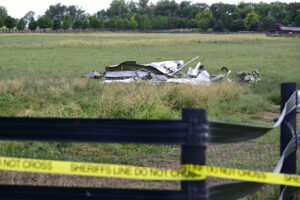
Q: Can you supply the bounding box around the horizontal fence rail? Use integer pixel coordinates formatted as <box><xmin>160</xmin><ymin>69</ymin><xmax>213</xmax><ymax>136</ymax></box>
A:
<box><xmin>0</xmin><ymin>185</ymin><xmax>192</xmax><ymax>200</ymax></box>
<box><xmin>0</xmin><ymin>117</ymin><xmax>190</xmax><ymax>144</ymax></box>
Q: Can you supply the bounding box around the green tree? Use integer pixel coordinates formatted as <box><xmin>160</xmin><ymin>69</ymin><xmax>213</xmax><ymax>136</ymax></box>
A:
<box><xmin>139</xmin><ymin>0</ymin><xmax>149</xmax><ymax>8</ymax></box>
<box><xmin>262</xmin><ymin>16</ymin><xmax>276</xmax><ymax>31</ymax></box>
<box><xmin>294</xmin><ymin>15</ymin><xmax>300</xmax><ymax>27</ymax></box>
<box><xmin>105</xmin><ymin>19</ymin><xmax>117</xmax><ymax>28</ymax></box>
<box><xmin>209</xmin><ymin>2</ymin><xmax>236</xmax><ymax>30</ymax></box>
<box><xmin>154</xmin><ymin>0</ymin><xmax>179</xmax><ymax>17</ymax></box>
<box><xmin>97</xmin><ymin>9</ymin><xmax>109</xmax><ymax>20</ymax></box>
<box><xmin>0</xmin><ymin>6</ymin><xmax>8</xmax><ymax>21</ymax></box>
<box><xmin>67</xmin><ymin>5</ymin><xmax>86</xmax><ymax>21</ymax></box>
<box><xmin>82</xmin><ymin>21</ymin><xmax>89</xmax><ymax>29</ymax></box>
<box><xmin>72</xmin><ymin>20</ymin><xmax>83</xmax><ymax>29</ymax></box>
<box><xmin>287</xmin><ymin>3</ymin><xmax>300</xmax><ymax>24</ymax></box>
<box><xmin>167</xmin><ymin>17</ymin><xmax>186</xmax><ymax>28</ymax></box>
<box><xmin>4</xmin><ymin>16</ymin><xmax>16</xmax><ymax>31</ymax></box>
<box><xmin>37</xmin><ymin>16</ymin><xmax>53</xmax><ymax>28</ymax></box>
<box><xmin>17</xmin><ymin>18</ymin><xmax>25</xmax><ymax>30</ymax></box>
<box><xmin>178</xmin><ymin>1</ymin><xmax>206</xmax><ymax>19</ymax></box>
<box><xmin>186</xmin><ymin>19</ymin><xmax>198</xmax><ymax>28</ymax></box>
<box><xmin>231</xmin><ymin>19</ymin><xmax>245</xmax><ymax>31</ymax></box>
<box><xmin>28</xmin><ymin>17</ymin><xmax>38</xmax><ymax>30</ymax></box>
<box><xmin>107</xmin><ymin>0</ymin><xmax>129</xmax><ymax>17</ymax></box>
<box><xmin>114</xmin><ymin>17</ymin><xmax>124</xmax><ymax>28</ymax></box>
<box><xmin>214</xmin><ymin>20</ymin><xmax>224</xmax><ymax>31</ymax></box>
<box><xmin>0</xmin><ymin>17</ymin><xmax>2</xmax><ymax>28</ymax></box>
<box><xmin>23</xmin><ymin>11</ymin><xmax>35</xmax><ymax>25</ymax></box>
<box><xmin>196</xmin><ymin>9</ymin><xmax>213</xmax><ymax>30</ymax></box>
<box><xmin>89</xmin><ymin>16</ymin><xmax>103</xmax><ymax>28</ymax></box>
<box><xmin>254</xmin><ymin>3</ymin><xmax>270</xmax><ymax>17</ymax></box>
<box><xmin>122</xmin><ymin>18</ymin><xmax>131</xmax><ymax>28</ymax></box>
<box><xmin>151</xmin><ymin>15</ymin><xmax>168</xmax><ymax>29</ymax></box>
<box><xmin>129</xmin><ymin>16</ymin><xmax>138</xmax><ymax>29</ymax></box>
<box><xmin>138</xmin><ymin>0</ymin><xmax>151</xmax><ymax>15</ymax></box>
<box><xmin>244</xmin><ymin>12</ymin><xmax>260</xmax><ymax>30</ymax></box>
<box><xmin>135</xmin><ymin>14</ymin><xmax>151</xmax><ymax>29</ymax></box>
<box><xmin>128</xmin><ymin>1</ymin><xmax>137</xmax><ymax>14</ymax></box>
<box><xmin>52</xmin><ymin>19</ymin><xmax>62</xmax><ymax>30</ymax></box>
<box><xmin>270</xmin><ymin>2</ymin><xmax>290</xmax><ymax>25</ymax></box>
<box><xmin>249</xmin><ymin>18</ymin><xmax>259</xmax><ymax>31</ymax></box>
<box><xmin>45</xmin><ymin>3</ymin><xmax>67</xmax><ymax>20</ymax></box>
<box><xmin>233</xmin><ymin>2</ymin><xmax>252</xmax><ymax>20</ymax></box>
<box><xmin>63</xmin><ymin>14</ymin><xmax>72</xmax><ymax>29</ymax></box>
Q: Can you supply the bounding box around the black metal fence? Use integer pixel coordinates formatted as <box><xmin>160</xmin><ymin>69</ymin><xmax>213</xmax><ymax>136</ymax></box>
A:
<box><xmin>0</xmin><ymin>82</ymin><xmax>298</xmax><ymax>200</ymax></box>
<box><xmin>0</xmin><ymin>109</ymin><xmax>208</xmax><ymax>200</ymax></box>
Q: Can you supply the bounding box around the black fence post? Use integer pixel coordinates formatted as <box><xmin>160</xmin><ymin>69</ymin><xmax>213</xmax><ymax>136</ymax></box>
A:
<box><xmin>181</xmin><ymin>108</ymin><xmax>208</xmax><ymax>200</ymax></box>
<box><xmin>280</xmin><ymin>82</ymin><xmax>297</xmax><ymax>198</ymax></box>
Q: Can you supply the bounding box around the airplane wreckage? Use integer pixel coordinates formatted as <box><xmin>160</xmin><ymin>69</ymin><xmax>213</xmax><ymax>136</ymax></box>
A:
<box><xmin>84</xmin><ymin>56</ymin><xmax>260</xmax><ymax>84</ymax></box>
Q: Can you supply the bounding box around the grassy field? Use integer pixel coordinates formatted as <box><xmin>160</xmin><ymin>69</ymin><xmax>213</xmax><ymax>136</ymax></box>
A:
<box><xmin>0</xmin><ymin>33</ymin><xmax>299</xmax><ymax>199</ymax></box>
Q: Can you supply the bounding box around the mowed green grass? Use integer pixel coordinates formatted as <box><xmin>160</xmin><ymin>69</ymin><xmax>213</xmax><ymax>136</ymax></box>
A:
<box><xmin>0</xmin><ymin>33</ymin><xmax>299</xmax><ymax>199</ymax></box>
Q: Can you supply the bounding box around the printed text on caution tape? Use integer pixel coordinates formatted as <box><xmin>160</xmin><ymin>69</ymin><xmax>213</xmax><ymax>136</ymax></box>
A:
<box><xmin>1</xmin><ymin>157</ymin><xmax>300</xmax><ymax>187</ymax></box>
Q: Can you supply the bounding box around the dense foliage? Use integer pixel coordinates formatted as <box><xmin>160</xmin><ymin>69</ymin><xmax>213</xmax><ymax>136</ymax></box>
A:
<box><xmin>16</xmin><ymin>18</ymin><xmax>25</xmax><ymax>30</ymax></box>
<box><xmin>1</xmin><ymin>1</ymin><xmax>299</xmax><ymax>31</ymax></box>
<box><xmin>62</xmin><ymin>14</ymin><xmax>72</xmax><ymax>29</ymax></box>
<box><xmin>28</xmin><ymin>17</ymin><xmax>38</xmax><ymax>30</ymax></box>
<box><xmin>37</xmin><ymin>16</ymin><xmax>53</xmax><ymax>29</ymax></box>
<box><xmin>4</xmin><ymin>16</ymin><xmax>16</xmax><ymax>30</ymax></box>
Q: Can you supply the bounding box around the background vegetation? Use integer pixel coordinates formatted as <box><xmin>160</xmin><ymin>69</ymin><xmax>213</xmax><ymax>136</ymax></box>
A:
<box><xmin>0</xmin><ymin>0</ymin><xmax>300</xmax><ymax>32</ymax></box>
<box><xmin>0</xmin><ymin>33</ymin><xmax>299</xmax><ymax>199</ymax></box>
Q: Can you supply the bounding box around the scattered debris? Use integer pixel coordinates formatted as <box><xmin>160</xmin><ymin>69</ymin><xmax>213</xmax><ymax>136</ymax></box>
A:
<box><xmin>236</xmin><ymin>69</ymin><xmax>260</xmax><ymax>83</ymax></box>
<box><xmin>82</xmin><ymin>70</ymin><xmax>101</xmax><ymax>79</ymax></box>
<box><xmin>82</xmin><ymin>57</ymin><xmax>260</xmax><ymax>85</ymax></box>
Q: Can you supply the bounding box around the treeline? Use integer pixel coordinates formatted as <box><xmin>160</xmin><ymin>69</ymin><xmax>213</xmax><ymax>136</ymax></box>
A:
<box><xmin>0</xmin><ymin>0</ymin><xmax>300</xmax><ymax>32</ymax></box>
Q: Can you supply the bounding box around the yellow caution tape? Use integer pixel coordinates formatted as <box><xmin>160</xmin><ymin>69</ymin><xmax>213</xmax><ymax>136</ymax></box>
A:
<box><xmin>0</xmin><ymin>157</ymin><xmax>204</xmax><ymax>181</ymax></box>
<box><xmin>0</xmin><ymin>156</ymin><xmax>300</xmax><ymax>187</ymax></box>
<box><xmin>194</xmin><ymin>166</ymin><xmax>300</xmax><ymax>187</ymax></box>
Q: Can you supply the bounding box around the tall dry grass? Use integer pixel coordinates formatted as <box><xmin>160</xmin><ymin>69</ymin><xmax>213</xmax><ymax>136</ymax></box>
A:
<box><xmin>0</xmin><ymin>79</ymin><xmax>24</xmax><ymax>94</ymax></box>
<box><xmin>0</xmin><ymin>78</ymin><xmax>245</xmax><ymax>119</ymax></box>
<box><xmin>97</xmin><ymin>82</ymin><xmax>244</xmax><ymax>119</ymax></box>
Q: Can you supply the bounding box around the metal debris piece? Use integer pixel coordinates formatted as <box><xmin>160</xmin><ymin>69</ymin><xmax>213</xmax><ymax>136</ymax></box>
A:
<box><xmin>81</xmin><ymin>71</ymin><xmax>101</xmax><ymax>79</ymax></box>
<box><xmin>236</xmin><ymin>69</ymin><xmax>260</xmax><ymax>83</ymax></box>
<box><xmin>95</xmin><ymin>57</ymin><xmax>240</xmax><ymax>85</ymax></box>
